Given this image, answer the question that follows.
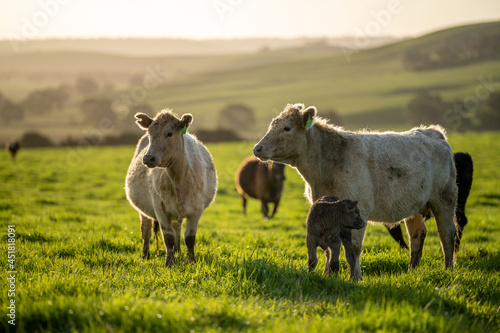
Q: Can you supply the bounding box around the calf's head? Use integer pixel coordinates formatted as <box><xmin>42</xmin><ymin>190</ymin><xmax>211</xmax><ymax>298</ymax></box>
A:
<box><xmin>253</xmin><ymin>103</ymin><xmax>317</xmax><ymax>165</ymax></box>
<box><xmin>135</xmin><ymin>110</ymin><xmax>193</xmax><ymax>168</ymax></box>
<box><xmin>307</xmin><ymin>198</ymin><xmax>365</xmax><ymax>272</ymax></box>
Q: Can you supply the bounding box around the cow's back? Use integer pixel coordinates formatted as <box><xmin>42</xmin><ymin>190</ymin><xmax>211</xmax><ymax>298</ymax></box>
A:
<box><xmin>355</xmin><ymin>126</ymin><xmax>455</xmax><ymax>222</ymax></box>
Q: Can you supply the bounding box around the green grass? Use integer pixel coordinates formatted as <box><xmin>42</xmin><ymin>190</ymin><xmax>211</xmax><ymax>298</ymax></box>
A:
<box><xmin>1</xmin><ymin>132</ymin><xmax>500</xmax><ymax>332</ymax></box>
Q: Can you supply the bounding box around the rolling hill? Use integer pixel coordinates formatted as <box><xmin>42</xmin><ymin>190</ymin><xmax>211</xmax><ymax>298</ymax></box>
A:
<box><xmin>1</xmin><ymin>21</ymin><xmax>499</xmax><ymax>143</ymax></box>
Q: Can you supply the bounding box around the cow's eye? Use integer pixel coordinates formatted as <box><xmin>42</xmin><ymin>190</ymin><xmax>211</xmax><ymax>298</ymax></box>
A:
<box><xmin>283</xmin><ymin>127</ymin><xmax>291</xmax><ymax>132</ymax></box>
<box><xmin>167</xmin><ymin>132</ymin><xmax>173</xmax><ymax>137</ymax></box>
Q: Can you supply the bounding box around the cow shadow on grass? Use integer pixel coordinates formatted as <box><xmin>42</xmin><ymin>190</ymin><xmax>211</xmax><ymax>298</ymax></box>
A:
<box><xmin>192</xmin><ymin>251</ymin><xmax>498</xmax><ymax>330</ymax></box>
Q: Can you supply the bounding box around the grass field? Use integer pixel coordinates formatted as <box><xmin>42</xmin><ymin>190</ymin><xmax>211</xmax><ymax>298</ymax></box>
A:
<box><xmin>1</xmin><ymin>131</ymin><xmax>500</xmax><ymax>332</ymax></box>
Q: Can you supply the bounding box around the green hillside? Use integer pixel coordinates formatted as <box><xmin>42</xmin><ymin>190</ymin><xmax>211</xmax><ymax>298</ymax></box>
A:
<box><xmin>1</xmin><ymin>21</ymin><xmax>499</xmax><ymax>143</ymax></box>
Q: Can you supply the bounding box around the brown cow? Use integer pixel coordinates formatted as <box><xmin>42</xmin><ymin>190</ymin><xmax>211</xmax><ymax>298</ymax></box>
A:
<box><xmin>235</xmin><ymin>156</ymin><xmax>285</xmax><ymax>219</ymax></box>
<box><xmin>6</xmin><ymin>139</ymin><xmax>20</xmax><ymax>159</ymax></box>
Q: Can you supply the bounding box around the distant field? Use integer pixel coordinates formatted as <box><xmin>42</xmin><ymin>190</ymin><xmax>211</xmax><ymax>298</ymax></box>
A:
<box><xmin>1</xmin><ymin>132</ymin><xmax>499</xmax><ymax>332</ymax></box>
<box><xmin>1</xmin><ymin>21</ymin><xmax>500</xmax><ymax>143</ymax></box>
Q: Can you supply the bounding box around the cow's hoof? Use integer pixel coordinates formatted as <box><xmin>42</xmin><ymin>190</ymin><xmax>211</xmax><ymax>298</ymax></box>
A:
<box><xmin>165</xmin><ymin>255</ymin><xmax>175</xmax><ymax>267</ymax></box>
<box><xmin>142</xmin><ymin>252</ymin><xmax>150</xmax><ymax>260</ymax></box>
<box><xmin>187</xmin><ymin>252</ymin><xmax>196</xmax><ymax>263</ymax></box>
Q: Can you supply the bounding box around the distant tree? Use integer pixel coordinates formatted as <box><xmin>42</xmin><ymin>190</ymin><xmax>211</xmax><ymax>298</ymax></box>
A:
<box><xmin>75</xmin><ymin>76</ymin><xmax>99</xmax><ymax>95</ymax></box>
<box><xmin>405</xmin><ymin>92</ymin><xmax>449</xmax><ymax>126</ymax></box>
<box><xmin>218</xmin><ymin>103</ymin><xmax>255</xmax><ymax>133</ymax></box>
<box><xmin>402</xmin><ymin>50</ymin><xmax>432</xmax><ymax>71</ymax></box>
<box><xmin>20</xmin><ymin>131</ymin><xmax>54</xmax><ymax>148</ymax></box>
<box><xmin>80</xmin><ymin>98</ymin><xmax>115</xmax><ymax>125</ymax></box>
<box><xmin>0</xmin><ymin>93</ymin><xmax>24</xmax><ymax>124</ymax></box>
<box><xmin>321</xmin><ymin>108</ymin><xmax>343</xmax><ymax>126</ymax></box>
<box><xmin>477</xmin><ymin>92</ymin><xmax>500</xmax><ymax>130</ymax></box>
<box><xmin>23</xmin><ymin>87</ymin><xmax>69</xmax><ymax>115</ymax></box>
<box><xmin>195</xmin><ymin>128</ymin><xmax>241</xmax><ymax>142</ymax></box>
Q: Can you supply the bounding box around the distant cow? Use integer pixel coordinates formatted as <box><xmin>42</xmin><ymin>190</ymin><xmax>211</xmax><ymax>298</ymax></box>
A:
<box><xmin>254</xmin><ymin>103</ymin><xmax>457</xmax><ymax>280</ymax></box>
<box><xmin>6</xmin><ymin>139</ymin><xmax>20</xmax><ymax>159</ymax></box>
<box><xmin>125</xmin><ymin>109</ymin><xmax>217</xmax><ymax>266</ymax></box>
<box><xmin>386</xmin><ymin>152</ymin><xmax>473</xmax><ymax>251</ymax></box>
<box><xmin>307</xmin><ymin>196</ymin><xmax>365</xmax><ymax>279</ymax></box>
<box><xmin>235</xmin><ymin>156</ymin><xmax>285</xmax><ymax>219</ymax></box>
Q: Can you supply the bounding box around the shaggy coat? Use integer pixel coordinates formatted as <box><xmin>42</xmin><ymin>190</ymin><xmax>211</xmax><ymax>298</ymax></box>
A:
<box><xmin>235</xmin><ymin>156</ymin><xmax>285</xmax><ymax>219</ymax></box>
<box><xmin>254</xmin><ymin>103</ymin><xmax>457</xmax><ymax>280</ymax></box>
<box><xmin>306</xmin><ymin>196</ymin><xmax>365</xmax><ymax>279</ymax></box>
<box><xmin>125</xmin><ymin>110</ymin><xmax>217</xmax><ymax>266</ymax></box>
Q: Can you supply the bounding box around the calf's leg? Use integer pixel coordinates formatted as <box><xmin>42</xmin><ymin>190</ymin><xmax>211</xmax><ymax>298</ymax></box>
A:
<box><xmin>404</xmin><ymin>214</ymin><xmax>427</xmax><ymax>270</ymax></box>
<box><xmin>140</xmin><ymin>214</ymin><xmax>153</xmax><ymax>259</ymax></box>
<box><xmin>325</xmin><ymin>235</ymin><xmax>342</xmax><ymax>275</ymax></box>
<box><xmin>340</xmin><ymin>228</ymin><xmax>357</xmax><ymax>280</ymax></box>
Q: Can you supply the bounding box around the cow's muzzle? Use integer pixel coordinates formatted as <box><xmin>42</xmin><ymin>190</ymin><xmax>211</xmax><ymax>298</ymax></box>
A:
<box><xmin>143</xmin><ymin>154</ymin><xmax>157</xmax><ymax>168</ymax></box>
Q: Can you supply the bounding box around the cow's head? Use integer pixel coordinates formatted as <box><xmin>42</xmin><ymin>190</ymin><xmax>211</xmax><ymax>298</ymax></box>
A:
<box><xmin>135</xmin><ymin>110</ymin><xmax>192</xmax><ymax>168</ymax></box>
<box><xmin>253</xmin><ymin>103</ymin><xmax>317</xmax><ymax>166</ymax></box>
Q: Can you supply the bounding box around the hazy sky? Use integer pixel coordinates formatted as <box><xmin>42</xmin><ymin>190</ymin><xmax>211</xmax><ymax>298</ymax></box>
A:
<box><xmin>1</xmin><ymin>0</ymin><xmax>500</xmax><ymax>40</ymax></box>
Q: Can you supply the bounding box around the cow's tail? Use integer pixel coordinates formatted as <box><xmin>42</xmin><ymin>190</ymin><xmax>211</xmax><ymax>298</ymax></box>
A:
<box><xmin>153</xmin><ymin>220</ymin><xmax>160</xmax><ymax>256</ymax></box>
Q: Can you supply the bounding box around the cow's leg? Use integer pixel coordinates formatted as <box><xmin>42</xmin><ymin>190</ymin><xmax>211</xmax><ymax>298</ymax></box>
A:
<box><xmin>404</xmin><ymin>214</ymin><xmax>427</xmax><ymax>270</ymax></box>
<box><xmin>350</xmin><ymin>226</ymin><xmax>366</xmax><ymax>281</ymax></box>
<box><xmin>140</xmin><ymin>214</ymin><xmax>153</xmax><ymax>259</ymax></box>
<box><xmin>270</xmin><ymin>198</ymin><xmax>281</xmax><ymax>218</ymax></box>
<box><xmin>185</xmin><ymin>210</ymin><xmax>202</xmax><ymax>263</ymax></box>
<box><xmin>454</xmin><ymin>210</ymin><xmax>467</xmax><ymax>253</ymax></box>
<box><xmin>153</xmin><ymin>220</ymin><xmax>160</xmax><ymax>256</ymax></box>
<box><xmin>157</xmin><ymin>220</ymin><xmax>176</xmax><ymax>267</ymax></box>
<box><xmin>260</xmin><ymin>201</ymin><xmax>269</xmax><ymax>220</ymax></box>
<box><xmin>432</xmin><ymin>206</ymin><xmax>457</xmax><ymax>268</ymax></box>
<box><xmin>172</xmin><ymin>220</ymin><xmax>182</xmax><ymax>254</ymax></box>
<box><xmin>241</xmin><ymin>196</ymin><xmax>247</xmax><ymax>215</ymax></box>
<box><xmin>385</xmin><ymin>224</ymin><xmax>409</xmax><ymax>249</ymax></box>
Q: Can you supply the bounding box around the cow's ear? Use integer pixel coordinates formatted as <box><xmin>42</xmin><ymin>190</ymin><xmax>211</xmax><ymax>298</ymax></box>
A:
<box><xmin>179</xmin><ymin>114</ymin><xmax>193</xmax><ymax>134</ymax></box>
<box><xmin>344</xmin><ymin>200</ymin><xmax>358</xmax><ymax>212</ymax></box>
<box><xmin>302</xmin><ymin>106</ymin><xmax>317</xmax><ymax>129</ymax></box>
<box><xmin>135</xmin><ymin>113</ymin><xmax>153</xmax><ymax>130</ymax></box>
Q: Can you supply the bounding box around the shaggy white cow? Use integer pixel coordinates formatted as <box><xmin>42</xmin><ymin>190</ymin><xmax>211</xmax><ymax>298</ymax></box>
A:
<box><xmin>253</xmin><ymin>103</ymin><xmax>457</xmax><ymax>280</ymax></box>
<box><xmin>125</xmin><ymin>110</ymin><xmax>217</xmax><ymax>266</ymax></box>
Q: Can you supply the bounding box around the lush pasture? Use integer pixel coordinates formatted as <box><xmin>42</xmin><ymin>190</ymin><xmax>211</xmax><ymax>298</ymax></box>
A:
<box><xmin>1</xmin><ymin>133</ymin><xmax>500</xmax><ymax>332</ymax></box>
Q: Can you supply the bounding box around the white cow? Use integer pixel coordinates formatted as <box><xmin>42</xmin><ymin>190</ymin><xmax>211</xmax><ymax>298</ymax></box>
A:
<box><xmin>253</xmin><ymin>103</ymin><xmax>457</xmax><ymax>280</ymax></box>
<box><xmin>125</xmin><ymin>110</ymin><xmax>217</xmax><ymax>266</ymax></box>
